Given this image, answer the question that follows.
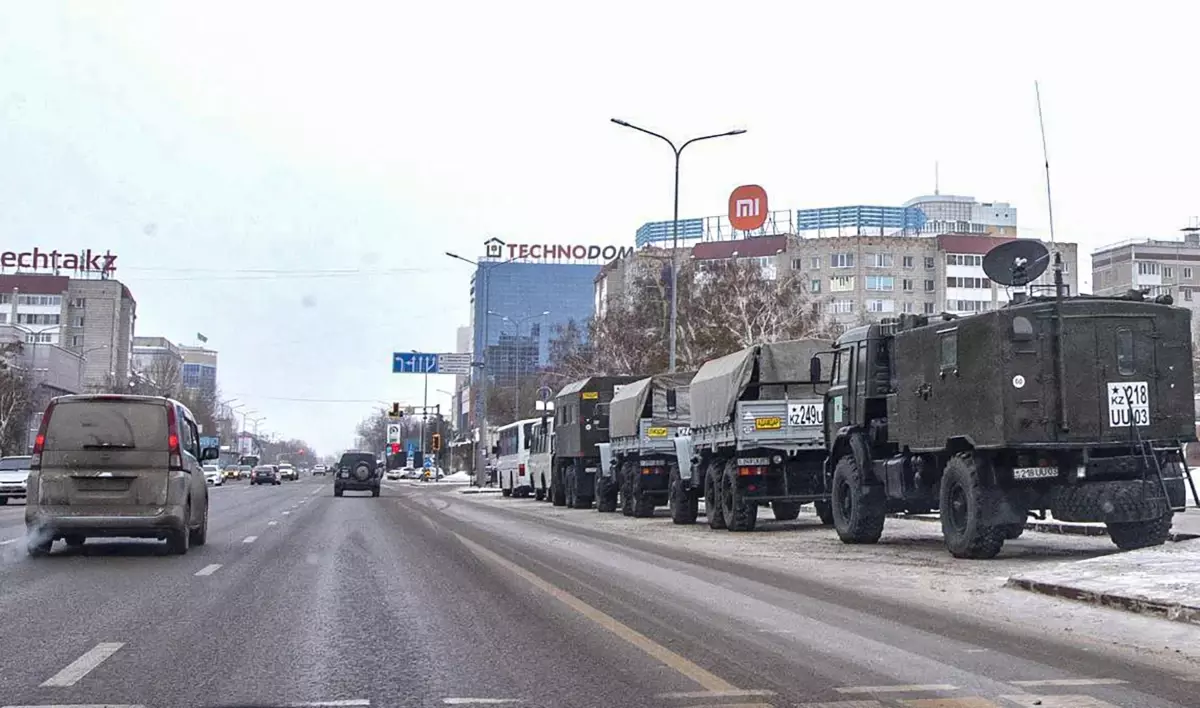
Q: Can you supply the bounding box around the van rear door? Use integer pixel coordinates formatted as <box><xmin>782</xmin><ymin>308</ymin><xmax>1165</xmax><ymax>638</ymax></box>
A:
<box><xmin>38</xmin><ymin>399</ymin><xmax>172</xmax><ymax>509</ymax></box>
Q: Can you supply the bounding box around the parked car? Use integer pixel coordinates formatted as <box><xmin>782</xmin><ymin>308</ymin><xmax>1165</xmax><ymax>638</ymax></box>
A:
<box><xmin>0</xmin><ymin>455</ymin><xmax>32</xmax><ymax>505</ymax></box>
<box><xmin>385</xmin><ymin>468</ymin><xmax>403</xmax><ymax>481</ymax></box>
<box><xmin>24</xmin><ymin>394</ymin><xmax>218</xmax><ymax>556</ymax></box>
<box><xmin>203</xmin><ymin>465</ymin><xmax>223</xmax><ymax>486</ymax></box>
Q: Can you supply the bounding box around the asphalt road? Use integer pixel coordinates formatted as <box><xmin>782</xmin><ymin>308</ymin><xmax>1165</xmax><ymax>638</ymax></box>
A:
<box><xmin>0</xmin><ymin>477</ymin><xmax>1196</xmax><ymax>708</ymax></box>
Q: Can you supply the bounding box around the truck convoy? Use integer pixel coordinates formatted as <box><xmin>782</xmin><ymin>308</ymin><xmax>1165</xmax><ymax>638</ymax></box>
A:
<box><xmin>495</xmin><ymin>240</ymin><xmax>1197</xmax><ymax>559</ymax></box>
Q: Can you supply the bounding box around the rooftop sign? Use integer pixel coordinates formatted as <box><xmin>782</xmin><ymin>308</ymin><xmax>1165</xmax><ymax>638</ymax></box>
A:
<box><xmin>0</xmin><ymin>248</ymin><xmax>118</xmax><ymax>274</ymax></box>
<box><xmin>484</xmin><ymin>237</ymin><xmax>633</xmax><ymax>263</ymax></box>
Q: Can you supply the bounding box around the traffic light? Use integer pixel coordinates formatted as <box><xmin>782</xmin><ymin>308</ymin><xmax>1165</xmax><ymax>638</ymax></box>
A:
<box><xmin>390</xmin><ymin>443</ymin><xmax>401</xmax><ymax>454</ymax></box>
<box><xmin>431</xmin><ymin>433</ymin><xmax>441</xmax><ymax>452</ymax></box>
<box><xmin>390</xmin><ymin>402</ymin><xmax>400</xmax><ymax>418</ymax></box>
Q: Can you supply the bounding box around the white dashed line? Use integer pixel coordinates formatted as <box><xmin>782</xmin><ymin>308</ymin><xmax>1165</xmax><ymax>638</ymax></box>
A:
<box><xmin>836</xmin><ymin>685</ymin><xmax>958</xmax><ymax>694</ymax></box>
<box><xmin>282</xmin><ymin>511</ymin><xmax>291</xmax><ymax>515</ymax></box>
<box><xmin>4</xmin><ymin>704</ymin><xmax>146</xmax><ymax>708</ymax></box>
<box><xmin>267</xmin><ymin>521</ymin><xmax>278</xmax><ymax>526</ymax></box>
<box><xmin>0</xmin><ymin>539</ymin><xmax>16</xmax><ymax>546</ymax></box>
<box><xmin>656</xmin><ymin>691</ymin><xmax>775</xmax><ymax>700</ymax></box>
<box><xmin>243</xmin><ymin>536</ymin><xmax>258</xmax><ymax>544</ymax></box>
<box><xmin>285</xmin><ymin>701</ymin><xmax>371</xmax><ymax>707</ymax></box>
<box><xmin>1000</xmin><ymin>696</ymin><xmax>1122</xmax><ymax>708</ymax></box>
<box><xmin>1009</xmin><ymin>678</ymin><xmax>1128</xmax><ymax>687</ymax></box>
<box><xmin>194</xmin><ymin>564</ymin><xmax>222</xmax><ymax>576</ymax></box>
<box><xmin>442</xmin><ymin>700</ymin><xmax>522</xmax><ymax>706</ymax></box>
<box><xmin>40</xmin><ymin>642</ymin><xmax>125</xmax><ymax>687</ymax></box>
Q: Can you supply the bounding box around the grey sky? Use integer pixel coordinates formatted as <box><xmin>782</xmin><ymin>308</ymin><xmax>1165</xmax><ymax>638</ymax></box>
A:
<box><xmin>2</xmin><ymin>2</ymin><xmax>1197</xmax><ymax>455</ymax></box>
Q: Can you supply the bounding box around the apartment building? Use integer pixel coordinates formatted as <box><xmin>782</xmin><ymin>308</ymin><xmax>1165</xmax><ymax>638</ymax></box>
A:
<box><xmin>1092</xmin><ymin>230</ymin><xmax>1200</xmax><ymax>335</ymax></box>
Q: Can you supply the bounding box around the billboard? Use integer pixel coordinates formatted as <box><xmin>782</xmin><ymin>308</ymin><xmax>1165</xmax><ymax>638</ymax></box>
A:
<box><xmin>729</xmin><ymin>185</ymin><xmax>768</xmax><ymax>231</ymax></box>
<box><xmin>795</xmin><ymin>205</ymin><xmax>927</xmax><ymax>233</ymax></box>
<box><xmin>635</xmin><ymin>219</ymin><xmax>705</xmax><ymax>247</ymax></box>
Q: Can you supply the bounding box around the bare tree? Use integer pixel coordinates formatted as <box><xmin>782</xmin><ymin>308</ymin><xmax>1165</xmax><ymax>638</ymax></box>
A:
<box><xmin>142</xmin><ymin>356</ymin><xmax>183</xmax><ymax>398</ymax></box>
<box><xmin>0</xmin><ymin>342</ymin><xmax>34</xmax><ymax>455</ymax></box>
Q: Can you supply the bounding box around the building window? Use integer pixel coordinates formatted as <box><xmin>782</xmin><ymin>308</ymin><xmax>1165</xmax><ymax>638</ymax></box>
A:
<box><xmin>923</xmin><ymin>302</ymin><xmax>935</xmax><ymax>314</ymax></box>
<box><xmin>810</xmin><ymin>279</ymin><xmax>821</xmax><ymax>293</ymax></box>
<box><xmin>72</xmin><ymin>316</ymin><xmax>84</xmax><ymax>327</ymax></box>
<box><xmin>71</xmin><ymin>297</ymin><xmax>86</xmax><ymax>308</ymax></box>
<box><xmin>0</xmin><ymin>294</ymin><xmax>9</xmax><ymax>304</ymax></box>
<box><xmin>1185</xmin><ymin>267</ymin><xmax>1193</xmax><ymax>280</ymax></box>
<box><xmin>28</xmin><ymin>332</ymin><xmax>53</xmax><ymax>343</ymax></box>
<box><xmin>1138</xmin><ymin>262</ymin><xmax>1160</xmax><ymax>276</ymax></box>
<box><xmin>867</xmin><ymin>253</ymin><xmax>894</xmax><ymax>268</ymax></box>
<box><xmin>940</xmin><ymin>331</ymin><xmax>958</xmax><ymax>370</ymax></box>
<box><xmin>830</xmin><ymin>253</ymin><xmax>854</xmax><ymax>269</ymax></box>
<box><xmin>791</xmin><ymin>258</ymin><xmax>804</xmax><ymax>270</ymax></box>
<box><xmin>830</xmin><ymin>275</ymin><xmax>855</xmax><ymax>292</ymax></box>
<box><xmin>1185</xmin><ymin>289</ymin><xmax>1194</xmax><ymax>302</ymax></box>
<box><xmin>0</xmin><ymin>314</ymin><xmax>5</xmax><ymax>324</ymax></box>
<box><xmin>924</xmin><ymin>256</ymin><xmax>935</xmax><ymax>269</ymax></box>
<box><xmin>902</xmin><ymin>302</ymin><xmax>914</xmax><ymax>313</ymax></box>
<box><xmin>810</xmin><ymin>256</ymin><xmax>820</xmax><ymax>270</ymax></box>
<box><xmin>946</xmin><ymin>276</ymin><xmax>988</xmax><ymax>289</ymax></box>
<box><xmin>948</xmin><ymin>300</ymin><xmax>991</xmax><ymax>313</ymax></box>
<box><xmin>902</xmin><ymin>255</ymin><xmax>914</xmax><ymax>269</ymax></box>
<box><xmin>72</xmin><ymin>335</ymin><xmax>83</xmax><ymax>346</ymax></box>
<box><xmin>830</xmin><ymin>299</ymin><xmax>855</xmax><ymax>314</ymax></box>
<box><xmin>16</xmin><ymin>313</ymin><xmax>59</xmax><ymax>325</ymax></box>
<box><xmin>946</xmin><ymin>254</ymin><xmax>984</xmax><ymax>267</ymax></box>
<box><xmin>17</xmin><ymin>295</ymin><xmax>62</xmax><ymax>306</ymax></box>
<box><xmin>866</xmin><ymin>275</ymin><xmax>894</xmax><ymax>291</ymax></box>
<box><xmin>867</xmin><ymin>299</ymin><xmax>895</xmax><ymax>313</ymax></box>
<box><xmin>924</xmin><ymin>279</ymin><xmax>935</xmax><ymax>292</ymax></box>
<box><xmin>902</xmin><ymin>278</ymin><xmax>914</xmax><ymax>292</ymax></box>
<box><xmin>1163</xmin><ymin>266</ymin><xmax>1174</xmax><ymax>279</ymax></box>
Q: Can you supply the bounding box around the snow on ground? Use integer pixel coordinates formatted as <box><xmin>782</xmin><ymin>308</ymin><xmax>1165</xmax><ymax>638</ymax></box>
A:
<box><xmin>444</xmin><ymin>492</ymin><xmax>1200</xmax><ymax>670</ymax></box>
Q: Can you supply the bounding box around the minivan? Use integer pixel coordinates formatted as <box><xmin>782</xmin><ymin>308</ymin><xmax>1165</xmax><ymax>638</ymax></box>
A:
<box><xmin>24</xmin><ymin>394</ymin><xmax>219</xmax><ymax>556</ymax></box>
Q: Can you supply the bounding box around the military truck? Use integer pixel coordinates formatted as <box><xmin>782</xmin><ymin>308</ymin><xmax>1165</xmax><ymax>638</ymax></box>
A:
<box><xmin>551</xmin><ymin>375</ymin><xmax>642</xmax><ymax>509</ymax></box>
<box><xmin>596</xmin><ymin>372</ymin><xmax>695</xmax><ymax>517</ymax></box>
<box><xmin>686</xmin><ymin>339</ymin><xmax>834</xmax><ymax>531</ymax></box>
<box><xmin>823</xmin><ymin>240</ymin><xmax>1196</xmax><ymax>558</ymax></box>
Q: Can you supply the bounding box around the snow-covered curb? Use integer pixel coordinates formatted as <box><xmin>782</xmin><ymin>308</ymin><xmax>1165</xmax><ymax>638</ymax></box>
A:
<box><xmin>457</xmin><ymin>487</ymin><xmax>502</xmax><ymax>495</ymax></box>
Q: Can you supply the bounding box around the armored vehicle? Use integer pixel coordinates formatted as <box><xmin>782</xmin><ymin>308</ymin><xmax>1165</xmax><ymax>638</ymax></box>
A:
<box><xmin>551</xmin><ymin>375</ymin><xmax>642</xmax><ymax>509</ymax></box>
<box><xmin>597</xmin><ymin>372</ymin><xmax>695</xmax><ymax>517</ymax></box>
<box><xmin>824</xmin><ymin>240</ymin><xmax>1197</xmax><ymax>558</ymax></box>
<box><xmin>686</xmin><ymin>339</ymin><xmax>834</xmax><ymax>531</ymax></box>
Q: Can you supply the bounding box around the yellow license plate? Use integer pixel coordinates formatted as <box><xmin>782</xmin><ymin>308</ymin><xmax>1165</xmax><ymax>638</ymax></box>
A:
<box><xmin>646</xmin><ymin>427</ymin><xmax>668</xmax><ymax>438</ymax></box>
<box><xmin>581</xmin><ymin>391</ymin><xmax>599</xmax><ymax>400</ymax></box>
<box><xmin>754</xmin><ymin>417</ymin><xmax>782</xmax><ymax>430</ymax></box>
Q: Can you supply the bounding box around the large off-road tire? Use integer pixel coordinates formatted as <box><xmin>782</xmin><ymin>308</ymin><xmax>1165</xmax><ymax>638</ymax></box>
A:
<box><xmin>1107</xmin><ymin>514</ymin><xmax>1173</xmax><ymax>550</ymax></box>
<box><xmin>620</xmin><ymin>462</ymin><xmax>635</xmax><ymax>517</ymax></box>
<box><xmin>535</xmin><ymin>488</ymin><xmax>546</xmax><ymax>502</ymax></box>
<box><xmin>831</xmin><ymin>454</ymin><xmax>885</xmax><ymax>544</ymax></box>
<box><xmin>632</xmin><ymin>473</ymin><xmax>655</xmax><ymax>518</ymax></box>
<box><xmin>334</xmin><ymin>485</ymin><xmax>344</xmax><ymax>497</ymax></box>
<box><xmin>939</xmin><ymin>452</ymin><xmax>1005</xmax><ymax>559</ymax></box>
<box><xmin>551</xmin><ymin>466</ymin><xmax>567</xmax><ymax>506</ymax></box>
<box><xmin>1001</xmin><ymin>523</ymin><xmax>1025</xmax><ymax>540</ymax></box>
<box><xmin>371</xmin><ymin>486</ymin><xmax>381</xmax><ymax>498</ymax></box>
<box><xmin>814</xmin><ymin>500</ymin><xmax>834</xmax><ymax>526</ymax></box>
<box><xmin>189</xmin><ymin>506</ymin><xmax>208</xmax><ymax>546</ymax></box>
<box><xmin>721</xmin><ymin>461</ymin><xmax>757</xmax><ymax>532</ymax></box>
<box><xmin>501</xmin><ymin>488</ymin><xmax>512</xmax><ymax>498</ymax></box>
<box><xmin>772</xmin><ymin>501</ymin><xmax>801</xmax><ymax>521</ymax></box>
<box><xmin>596</xmin><ymin>474</ymin><xmax>617</xmax><ymax>513</ymax></box>
<box><xmin>669</xmin><ymin>466</ymin><xmax>698</xmax><ymax>525</ymax></box>
<box><xmin>705</xmin><ymin>461</ymin><xmax>726</xmax><ymax>530</ymax></box>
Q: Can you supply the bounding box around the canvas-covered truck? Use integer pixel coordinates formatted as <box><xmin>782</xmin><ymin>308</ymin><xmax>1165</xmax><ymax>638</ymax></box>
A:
<box><xmin>551</xmin><ymin>375</ymin><xmax>643</xmax><ymax>509</ymax></box>
<box><xmin>824</xmin><ymin>240</ymin><xmax>1197</xmax><ymax>559</ymax></box>
<box><xmin>686</xmin><ymin>339</ymin><xmax>834</xmax><ymax>531</ymax></box>
<box><xmin>596</xmin><ymin>372</ymin><xmax>695</xmax><ymax>517</ymax></box>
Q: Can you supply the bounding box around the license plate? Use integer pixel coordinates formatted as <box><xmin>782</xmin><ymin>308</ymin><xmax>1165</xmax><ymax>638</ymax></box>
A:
<box><xmin>754</xmin><ymin>417</ymin><xmax>782</xmax><ymax>430</ymax></box>
<box><xmin>787</xmin><ymin>402</ymin><xmax>823</xmax><ymax>427</ymax></box>
<box><xmin>646</xmin><ymin>427</ymin><xmax>668</xmax><ymax>438</ymax></box>
<box><xmin>738</xmin><ymin>457</ymin><xmax>770</xmax><ymax>466</ymax></box>
<box><xmin>1013</xmin><ymin>466</ymin><xmax>1059</xmax><ymax>480</ymax></box>
<box><xmin>676</xmin><ymin>427</ymin><xmax>691</xmax><ymax>437</ymax></box>
<box><xmin>1107</xmin><ymin>381</ymin><xmax>1149</xmax><ymax>427</ymax></box>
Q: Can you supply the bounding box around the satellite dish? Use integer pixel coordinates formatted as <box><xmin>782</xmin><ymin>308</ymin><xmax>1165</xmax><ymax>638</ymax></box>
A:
<box><xmin>982</xmin><ymin>239</ymin><xmax>1051</xmax><ymax>287</ymax></box>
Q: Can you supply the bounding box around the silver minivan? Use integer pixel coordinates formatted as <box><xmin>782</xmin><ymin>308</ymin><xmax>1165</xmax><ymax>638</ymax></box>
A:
<box><xmin>24</xmin><ymin>394</ymin><xmax>219</xmax><ymax>556</ymax></box>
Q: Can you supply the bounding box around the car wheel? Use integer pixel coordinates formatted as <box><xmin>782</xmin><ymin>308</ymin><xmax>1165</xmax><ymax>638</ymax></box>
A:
<box><xmin>0</xmin><ymin>497</ymin><xmax>8</xmax><ymax>505</ymax></box>
<box><xmin>64</xmin><ymin>535</ymin><xmax>85</xmax><ymax>548</ymax></box>
<box><xmin>190</xmin><ymin>506</ymin><xmax>208</xmax><ymax>546</ymax></box>
<box><xmin>166</xmin><ymin>509</ymin><xmax>190</xmax><ymax>555</ymax></box>
<box><xmin>372</xmin><ymin>486</ymin><xmax>381</xmax><ymax>497</ymax></box>
<box><xmin>334</xmin><ymin>486</ymin><xmax>343</xmax><ymax>497</ymax></box>
<box><xmin>27</xmin><ymin>536</ymin><xmax>52</xmax><ymax>557</ymax></box>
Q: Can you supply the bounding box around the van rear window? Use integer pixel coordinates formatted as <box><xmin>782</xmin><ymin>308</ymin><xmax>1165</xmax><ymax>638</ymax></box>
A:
<box><xmin>45</xmin><ymin>401</ymin><xmax>168</xmax><ymax>451</ymax></box>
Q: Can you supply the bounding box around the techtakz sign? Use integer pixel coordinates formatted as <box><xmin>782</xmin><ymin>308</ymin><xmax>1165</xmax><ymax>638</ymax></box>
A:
<box><xmin>484</xmin><ymin>237</ymin><xmax>633</xmax><ymax>263</ymax></box>
<box><xmin>1</xmin><ymin>248</ymin><xmax>118</xmax><ymax>274</ymax></box>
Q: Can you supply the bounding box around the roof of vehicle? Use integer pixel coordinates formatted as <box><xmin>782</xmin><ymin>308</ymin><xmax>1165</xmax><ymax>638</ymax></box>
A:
<box><xmin>49</xmin><ymin>393</ymin><xmax>198</xmax><ymax>422</ymax></box>
<box><xmin>253</xmin><ymin>465</ymin><xmax>276</xmax><ymax>471</ymax></box>
<box><xmin>1</xmin><ymin>455</ymin><xmax>32</xmax><ymax>461</ymax></box>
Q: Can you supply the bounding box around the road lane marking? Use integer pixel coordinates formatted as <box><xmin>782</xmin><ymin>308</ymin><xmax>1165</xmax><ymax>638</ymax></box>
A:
<box><xmin>999</xmin><ymin>697</ymin><xmax>1120</xmax><ymax>708</ymax></box>
<box><xmin>901</xmin><ymin>700</ymin><xmax>1001</xmax><ymax>708</ymax></box>
<box><xmin>285</xmin><ymin>701</ymin><xmax>371</xmax><ymax>707</ymax></box>
<box><xmin>243</xmin><ymin>536</ymin><xmax>258</xmax><ymax>543</ymax></box>
<box><xmin>442</xmin><ymin>700</ymin><xmax>522</xmax><ymax>705</ymax></box>
<box><xmin>677</xmin><ymin>704</ymin><xmax>771</xmax><ymax>708</ymax></box>
<box><xmin>4</xmin><ymin>704</ymin><xmax>146</xmax><ymax>708</ymax></box>
<box><xmin>40</xmin><ymin>642</ymin><xmax>124</xmax><ymax>687</ymax></box>
<box><xmin>268</xmin><ymin>521</ymin><xmax>278</xmax><ymax>526</ymax></box>
<box><xmin>657</xmin><ymin>690</ymin><xmax>775</xmax><ymax>700</ymax></box>
<box><xmin>1008</xmin><ymin>679</ymin><xmax>1127</xmax><ymax>687</ymax></box>
<box><xmin>194</xmin><ymin>564</ymin><xmax>222</xmax><ymax>576</ymax></box>
<box><xmin>838</xmin><ymin>685</ymin><xmax>958</xmax><ymax>694</ymax></box>
<box><xmin>455</xmin><ymin>532</ymin><xmax>736</xmax><ymax>693</ymax></box>
<box><xmin>0</xmin><ymin>538</ymin><xmax>16</xmax><ymax>546</ymax></box>
<box><xmin>795</xmin><ymin>702</ymin><xmax>885</xmax><ymax>708</ymax></box>
<box><xmin>282</xmin><ymin>511</ymin><xmax>291</xmax><ymax>515</ymax></box>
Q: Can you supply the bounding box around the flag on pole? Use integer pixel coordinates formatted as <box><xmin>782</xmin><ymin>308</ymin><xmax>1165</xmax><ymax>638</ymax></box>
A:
<box><xmin>197</xmin><ymin>333</ymin><xmax>208</xmax><ymax>343</ymax></box>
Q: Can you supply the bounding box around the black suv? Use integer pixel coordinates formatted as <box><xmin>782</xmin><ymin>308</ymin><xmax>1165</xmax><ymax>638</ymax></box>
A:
<box><xmin>334</xmin><ymin>452</ymin><xmax>381</xmax><ymax>497</ymax></box>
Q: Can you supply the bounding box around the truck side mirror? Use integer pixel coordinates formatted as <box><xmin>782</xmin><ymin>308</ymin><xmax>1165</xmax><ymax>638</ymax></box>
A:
<box><xmin>809</xmin><ymin>355</ymin><xmax>822</xmax><ymax>383</ymax></box>
<box><xmin>666</xmin><ymin>389</ymin><xmax>678</xmax><ymax>413</ymax></box>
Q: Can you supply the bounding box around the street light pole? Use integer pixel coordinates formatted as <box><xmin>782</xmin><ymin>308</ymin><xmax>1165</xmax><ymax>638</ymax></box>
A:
<box><xmin>610</xmin><ymin>119</ymin><xmax>746</xmax><ymax>372</ymax></box>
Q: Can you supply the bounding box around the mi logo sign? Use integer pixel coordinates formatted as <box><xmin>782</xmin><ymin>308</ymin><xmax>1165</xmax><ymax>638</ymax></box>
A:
<box><xmin>484</xmin><ymin>237</ymin><xmax>506</xmax><ymax>259</ymax></box>
<box><xmin>728</xmin><ymin>184</ymin><xmax>768</xmax><ymax>231</ymax></box>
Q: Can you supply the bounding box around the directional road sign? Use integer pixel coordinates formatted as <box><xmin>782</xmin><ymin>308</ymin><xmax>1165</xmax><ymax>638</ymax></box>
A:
<box><xmin>393</xmin><ymin>352</ymin><xmax>440</xmax><ymax>374</ymax></box>
<box><xmin>436</xmin><ymin>353</ymin><xmax>472</xmax><ymax>376</ymax></box>
<box><xmin>386</xmin><ymin>424</ymin><xmax>402</xmax><ymax>444</ymax></box>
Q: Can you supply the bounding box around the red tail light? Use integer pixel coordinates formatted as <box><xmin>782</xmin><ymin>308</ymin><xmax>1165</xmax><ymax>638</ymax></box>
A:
<box><xmin>30</xmin><ymin>400</ymin><xmax>55</xmax><ymax>469</ymax></box>
<box><xmin>518</xmin><ymin>463</ymin><xmax>526</xmax><ymax>476</ymax></box>
<box><xmin>737</xmin><ymin>466</ymin><xmax>766</xmax><ymax>477</ymax></box>
<box><xmin>166</xmin><ymin>404</ymin><xmax>183</xmax><ymax>470</ymax></box>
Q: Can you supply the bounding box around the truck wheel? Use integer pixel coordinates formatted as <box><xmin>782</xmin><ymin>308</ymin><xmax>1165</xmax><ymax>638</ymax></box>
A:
<box><xmin>334</xmin><ymin>486</ymin><xmax>343</xmax><ymax>497</ymax></box>
<box><xmin>596</xmin><ymin>474</ymin><xmax>617</xmax><ymax>513</ymax></box>
<box><xmin>814</xmin><ymin>500</ymin><xmax>834</xmax><ymax>526</ymax></box>
<box><xmin>501</xmin><ymin>488</ymin><xmax>512</xmax><ymax>498</ymax></box>
<box><xmin>831</xmin><ymin>454</ymin><xmax>885</xmax><ymax>544</ymax></box>
<box><xmin>535</xmin><ymin>487</ymin><xmax>546</xmax><ymax>501</ymax></box>
<box><xmin>705</xmin><ymin>461</ymin><xmax>726</xmax><ymax>530</ymax></box>
<box><xmin>551</xmin><ymin>467</ymin><xmax>567</xmax><ymax>507</ymax></box>
<box><xmin>1001</xmin><ymin>523</ymin><xmax>1025</xmax><ymax>540</ymax></box>
<box><xmin>721</xmin><ymin>461</ymin><xmax>757</xmax><ymax>532</ymax></box>
<box><xmin>939</xmin><ymin>453</ymin><xmax>1005</xmax><ymax>559</ymax></box>
<box><xmin>1107</xmin><ymin>515</ymin><xmax>1172</xmax><ymax>550</ymax></box>
<box><xmin>632</xmin><ymin>474</ymin><xmax>655</xmax><ymax>518</ymax></box>
<box><xmin>669</xmin><ymin>466</ymin><xmax>698</xmax><ymax>525</ymax></box>
<box><xmin>772</xmin><ymin>501</ymin><xmax>801</xmax><ymax>521</ymax></box>
<box><xmin>620</xmin><ymin>462</ymin><xmax>635</xmax><ymax>517</ymax></box>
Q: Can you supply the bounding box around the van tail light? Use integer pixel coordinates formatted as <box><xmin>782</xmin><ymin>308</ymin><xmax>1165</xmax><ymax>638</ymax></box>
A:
<box><xmin>166</xmin><ymin>404</ymin><xmax>183</xmax><ymax>470</ymax></box>
<box><xmin>641</xmin><ymin>466</ymin><xmax>663</xmax><ymax>475</ymax></box>
<box><xmin>738</xmin><ymin>466</ymin><xmax>766</xmax><ymax>477</ymax></box>
<box><xmin>30</xmin><ymin>400</ymin><xmax>55</xmax><ymax>469</ymax></box>
<box><xmin>518</xmin><ymin>464</ymin><xmax>526</xmax><ymax>476</ymax></box>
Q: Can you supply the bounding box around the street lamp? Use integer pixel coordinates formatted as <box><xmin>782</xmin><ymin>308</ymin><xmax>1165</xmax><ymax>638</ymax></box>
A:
<box><xmin>611</xmin><ymin>118</ymin><xmax>746</xmax><ymax>372</ymax></box>
<box><xmin>488</xmin><ymin>310</ymin><xmax>550</xmax><ymax>421</ymax></box>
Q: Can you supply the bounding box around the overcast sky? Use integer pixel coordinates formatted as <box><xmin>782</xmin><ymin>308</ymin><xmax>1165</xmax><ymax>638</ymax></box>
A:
<box><xmin>1</xmin><ymin>2</ymin><xmax>1197</xmax><ymax>455</ymax></box>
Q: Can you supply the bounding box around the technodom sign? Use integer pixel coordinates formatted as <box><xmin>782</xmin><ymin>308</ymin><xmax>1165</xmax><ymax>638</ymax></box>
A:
<box><xmin>484</xmin><ymin>237</ymin><xmax>633</xmax><ymax>263</ymax></box>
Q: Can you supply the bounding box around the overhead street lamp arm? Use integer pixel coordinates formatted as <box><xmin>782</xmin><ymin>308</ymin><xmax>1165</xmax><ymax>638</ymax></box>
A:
<box><xmin>679</xmin><ymin>129</ymin><xmax>747</xmax><ymax>152</ymax></box>
<box><xmin>610</xmin><ymin>118</ymin><xmax>677</xmax><ymax>153</ymax></box>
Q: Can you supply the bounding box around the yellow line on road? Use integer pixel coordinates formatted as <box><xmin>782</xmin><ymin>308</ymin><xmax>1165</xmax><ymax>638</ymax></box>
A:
<box><xmin>455</xmin><ymin>532</ymin><xmax>737</xmax><ymax>693</ymax></box>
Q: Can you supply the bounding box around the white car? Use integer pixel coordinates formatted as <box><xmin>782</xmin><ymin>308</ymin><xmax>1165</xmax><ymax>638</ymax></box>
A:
<box><xmin>385</xmin><ymin>468</ymin><xmax>403</xmax><ymax>481</ymax></box>
<box><xmin>278</xmin><ymin>464</ymin><xmax>297</xmax><ymax>481</ymax></box>
<box><xmin>0</xmin><ymin>455</ymin><xmax>31</xmax><ymax>504</ymax></box>
<box><xmin>203</xmin><ymin>465</ymin><xmax>223</xmax><ymax>486</ymax></box>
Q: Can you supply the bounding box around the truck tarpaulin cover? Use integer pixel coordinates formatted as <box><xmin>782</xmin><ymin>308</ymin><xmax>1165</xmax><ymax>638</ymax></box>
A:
<box><xmin>609</xmin><ymin>372</ymin><xmax>695</xmax><ymax>438</ymax></box>
<box><xmin>690</xmin><ymin>339</ymin><xmax>831</xmax><ymax>429</ymax></box>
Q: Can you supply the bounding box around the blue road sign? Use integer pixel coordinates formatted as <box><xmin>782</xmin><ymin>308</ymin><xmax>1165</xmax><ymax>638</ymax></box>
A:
<box><xmin>423</xmin><ymin>457</ymin><xmax>432</xmax><ymax>469</ymax></box>
<box><xmin>393</xmin><ymin>352</ymin><xmax>439</xmax><ymax>374</ymax></box>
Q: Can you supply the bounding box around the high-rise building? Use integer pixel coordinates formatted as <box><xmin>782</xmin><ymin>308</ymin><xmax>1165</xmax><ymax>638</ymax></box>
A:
<box><xmin>0</xmin><ymin>273</ymin><xmax>137</xmax><ymax>391</ymax></box>
<box><xmin>179</xmin><ymin>345</ymin><xmax>218</xmax><ymax>398</ymax></box>
<box><xmin>1092</xmin><ymin>228</ymin><xmax>1200</xmax><ymax>337</ymax></box>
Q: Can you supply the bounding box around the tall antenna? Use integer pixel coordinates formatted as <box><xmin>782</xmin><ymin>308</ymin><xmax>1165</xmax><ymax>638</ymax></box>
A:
<box><xmin>1035</xmin><ymin>81</ymin><xmax>1056</xmax><ymax>245</ymax></box>
<box><xmin>934</xmin><ymin>160</ymin><xmax>940</xmax><ymax>195</ymax></box>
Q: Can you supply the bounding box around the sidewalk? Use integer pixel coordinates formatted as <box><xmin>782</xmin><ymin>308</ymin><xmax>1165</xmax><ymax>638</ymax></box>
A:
<box><xmin>1007</xmin><ymin>539</ymin><xmax>1200</xmax><ymax>625</ymax></box>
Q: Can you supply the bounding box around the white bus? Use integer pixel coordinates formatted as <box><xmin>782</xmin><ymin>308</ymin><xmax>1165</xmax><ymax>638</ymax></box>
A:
<box><xmin>496</xmin><ymin>418</ymin><xmax>538</xmax><ymax>498</ymax></box>
<box><xmin>527</xmin><ymin>418</ymin><xmax>554</xmax><ymax>501</ymax></box>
